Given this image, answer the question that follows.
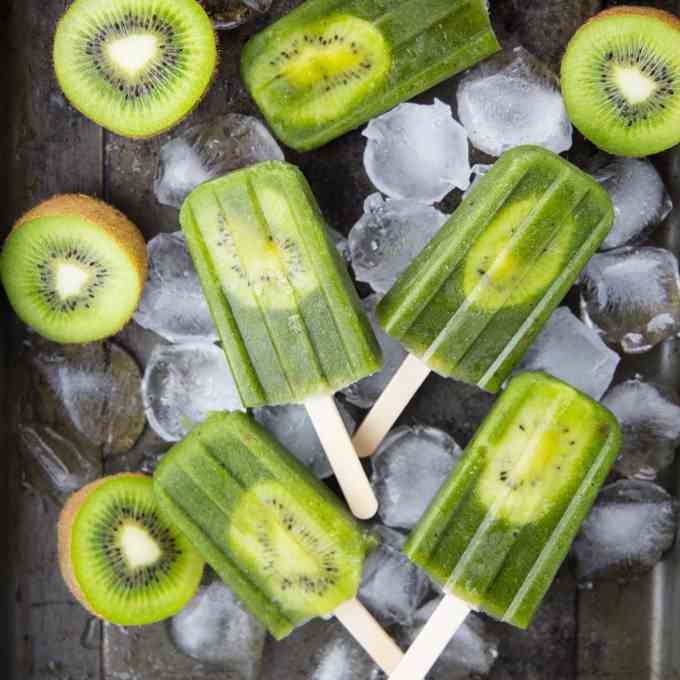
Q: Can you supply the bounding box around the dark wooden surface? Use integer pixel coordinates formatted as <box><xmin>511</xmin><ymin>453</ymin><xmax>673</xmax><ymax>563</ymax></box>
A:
<box><xmin>1</xmin><ymin>0</ymin><xmax>679</xmax><ymax>679</ymax></box>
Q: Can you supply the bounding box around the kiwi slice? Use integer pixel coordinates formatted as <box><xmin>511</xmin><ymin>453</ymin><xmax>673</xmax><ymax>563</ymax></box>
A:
<box><xmin>462</xmin><ymin>197</ymin><xmax>576</xmax><ymax>311</ymax></box>
<box><xmin>53</xmin><ymin>0</ymin><xmax>217</xmax><ymax>138</ymax></box>
<box><xmin>561</xmin><ymin>7</ymin><xmax>680</xmax><ymax>156</ymax></box>
<box><xmin>227</xmin><ymin>480</ymin><xmax>365</xmax><ymax>621</ymax></box>
<box><xmin>58</xmin><ymin>474</ymin><xmax>204</xmax><ymax>625</ymax></box>
<box><xmin>476</xmin><ymin>385</ymin><xmax>598</xmax><ymax>525</ymax></box>
<box><xmin>243</xmin><ymin>14</ymin><xmax>391</xmax><ymax>129</ymax></box>
<box><xmin>0</xmin><ymin>195</ymin><xmax>147</xmax><ymax>344</ymax></box>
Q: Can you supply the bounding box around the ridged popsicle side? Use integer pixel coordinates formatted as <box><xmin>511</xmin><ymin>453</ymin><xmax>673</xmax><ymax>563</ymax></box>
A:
<box><xmin>404</xmin><ymin>372</ymin><xmax>622</xmax><ymax>628</ymax></box>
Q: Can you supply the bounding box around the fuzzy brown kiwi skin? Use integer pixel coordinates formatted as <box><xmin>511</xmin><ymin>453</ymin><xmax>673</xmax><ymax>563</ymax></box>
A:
<box><xmin>11</xmin><ymin>194</ymin><xmax>148</xmax><ymax>328</ymax></box>
<box><xmin>571</xmin><ymin>5</ymin><xmax>680</xmax><ymax>40</ymax></box>
<box><xmin>57</xmin><ymin>473</ymin><xmax>150</xmax><ymax>619</ymax></box>
<box><xmin>52</xmin><ymin>12</ymin><xmax>219</xmax><ymax>140</ymax></box>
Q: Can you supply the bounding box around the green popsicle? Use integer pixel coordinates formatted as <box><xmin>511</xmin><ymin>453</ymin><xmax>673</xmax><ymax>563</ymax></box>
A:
<box><xmin>241</xmin><ymin>0</ymin><xmax>500</xmax><ymax>150</ymax></box>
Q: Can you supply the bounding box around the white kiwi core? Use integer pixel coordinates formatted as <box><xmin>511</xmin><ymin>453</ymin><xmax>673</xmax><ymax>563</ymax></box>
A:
<box><xmin>54</xmin><ymin>261</ymin><xmax>92</xmax><ymax>300</ymax></box>
<box><xmin>613</xmin><ymin>64</ymin><xmax>657</xmax><ymax>105</ymax></box>
<box><xmin>106</xmin><ymin>34</ymin><xmax>159</xmax><ymax>77</ymax></box>
<box><xmin>119</xmin><ymin>523</ymin><xmax>162</xmax><ymax>569</ymax></box>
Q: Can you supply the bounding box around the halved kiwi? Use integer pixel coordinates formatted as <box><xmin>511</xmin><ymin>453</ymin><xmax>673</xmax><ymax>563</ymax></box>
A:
<box><xmin>1</xmin><ymin>195</ymin><xmax>147</xmax><ymax>344</ymax></box>
<box><xmin>227</xmin><ymin>480</ymin><xmax>365</xmax><ymax>624</ymax></box>
<box><xmin>243</xmin><ymin>14</ymin><xmax>391</xmax><ymax>131</ymax></box>
<box><xmin>58</xmin><ymin>474</ymin><xmax>204</xmax><ymax>625</ymax></box>
<box><xmin>561</xmin><ymin>6</ymin><xmax>680</xmax><ymax>156</ymax></box>
<box><xmin>53</xmin><ymin>0</ymin><xmax>218</xmax><ymax>138</ymax></box>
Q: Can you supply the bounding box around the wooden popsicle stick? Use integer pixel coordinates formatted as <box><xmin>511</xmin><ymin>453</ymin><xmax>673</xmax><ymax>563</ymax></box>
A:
<box><xmin>388</xmin><ymin>594</ymin><xmax>471</xmax><ymax>680</ymax></box>
<box><xmin>353</xmin><ymin>353</ymin><xmax>431</xmax><ymax>458</ymax></box>
<box><xmin>334</xmin><ymin>598</ymin><xmax>404</xmax><ymax>673</ymax></box>
<box><xmin>305</xmin><ymin>394</ymin><xmax>379</xmax><ymax>519</ymax></box>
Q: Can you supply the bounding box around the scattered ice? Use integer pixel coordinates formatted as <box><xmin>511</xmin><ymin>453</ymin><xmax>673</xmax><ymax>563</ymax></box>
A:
<box><xmin>401</xmin><ymin>602</ymin><xmax>500</xmax><ymax>679</ymax></box>
<box><xmin>310</xmin><ymin>627</ymin><xmax>382</xmax><ymax>680</ymax></box>
<box><xmin>359</xmin><ymin>526</ymin><xmax>432</xmax><ymax>626</ymax></box>
<box><xmin>363</xmin><ymin>99</ymin><xmax>470</xmax><ymax>203</ymax></box>
<box><xmin>154</xmin><ymin>115</ymin><xmax>284</xmax><ymax>209</ymax></box>
<box><xmin>202</xmin><ymin>0</ymin><xmax>257</xmax><ymax>29</ymax></box>
<box><xmin>328</xmin><ymin>226</ymin><xmax>351</xmax><ymax>262</ymax></box>
<box><xmin>18</xmin><ymin>424</ymin><xmax>101</xmax><ymax>503</ymax></box>
<box><xmin>348</xmin><ymin>194</ymin><xmax>448</xmax><ymax>294</ymax></box>
<box><xmin>170</xmin><ymin>580</ymin><xmax>266</xmax><ymax>675</ymax></box>
<box><xmin>142</xmin><ymin>343</ymin><xmax>244</xmax><ymax>442</ymax></box>
<box><xmin>342</xmin><ymin>295</ymin><xmax>407</xmax><ymax>409</ymax></box>
<box><xmin>580</xmin><ymin>247</ymin><xmax>680</xmax><ymax>354</ymax></box>
<box><xmin>456</xmin><ymin>46</ymin><xmax>573</xmax><ymax>157</ymax></box>
<box><xmin>462</xmin><ymin>163</ymin><xmax>491</xmax><ymax>198</ymax></box>
<box><xmin>515</xmin><ymin>307</ymin><xmax>620</xmax><ymax>400</ymax></box>
<box><xmin>27</xmin><ymin>338</ymin><xmax>145</xmax><ymax>457</ymax></box>
<box><xmin>602</xmin><ymin>379</ymin><xmax>680</xmax><ymax>480</ymax></box>
<box><xmin>253</xmin><ymin>401</ymin><xmax>356</xmax><ymax>479</ymax></box>
<box><xmin>133</xmin><ymin>232</ymin><xmax>218</xmax><ymax>344</ymax></box>
<box><xmin>593</xmin><ymin>157</ymin><xmax>673</xmax><ymax>251</ymax></box>
<box><xmin>572</xmin><ymin>480</ymin><xmax>679</xmax><ymax>582</ymax></box>
<box><xmin>371</xmin><ymin>425</ymin><xmax>462</xmax><ymax>530</ymax></box>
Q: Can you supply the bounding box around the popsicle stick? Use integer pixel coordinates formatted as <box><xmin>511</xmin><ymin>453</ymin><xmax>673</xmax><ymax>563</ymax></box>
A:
<box><xmin>353</xmin><ymin>353</ymin><xmax>431</xmax><ymax>458</ymax></box>
<box><xmin>334</xmin><ymin>598</ymin><xmax>404</xmax><ymax>673</ymax></box>
<box><xmin>388</xmin><ymin>595</ymin><xmax>471</xmax><ymax>680</ymax></box>
<box><xmin>305</xmin><ymin>394</ymin><xmax>379</xmax><ymax>519</ymax></box>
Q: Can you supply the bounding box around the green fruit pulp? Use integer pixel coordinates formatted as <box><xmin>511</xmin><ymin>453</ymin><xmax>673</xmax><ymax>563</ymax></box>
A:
<box><xmin>241</xmin><ymin>0</ymin><xmax>500</xmax><ymax>151</ymax></box>
<box><xmin>376</xmin><ymin>146</ymin><xmax>614</xmax><ymax>393</ymax></box>
<box><xmin>404</xmin><ymin>372</ymin><xmax>622</xmax><ymax>628</ymax></box>
<box><xmin>180</xmin><ymin>161</ymin><xmax>382</xmax><ymax>407</ymax></box>
<box><xmin>154</xmin><ymin>411</ymin><xmax>373</xmax><ymax>639</ymax></box>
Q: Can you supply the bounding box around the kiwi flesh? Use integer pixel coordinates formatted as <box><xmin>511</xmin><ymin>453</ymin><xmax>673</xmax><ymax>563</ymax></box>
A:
<box><xmin>243</xmin><ymin>14</ymin><xmax>391</xmax><ymax>131</ymax></box>
<box><xmin>561</xmin><ymin>6</ymin><xmax>680</xmax><ymax>156</ymax></box>
<box><xmin>1</xmin><ymin>195</ymin><xmax>147</xmax><ymax>344</ymax></box>
<box><xmin>53</xmin><ymin>0</ymin><xmax>218</xmax><ymax>138</ymax></box>
<box><xmin>227</xmin><ymin>480</ymin><xmax>365</xmax><ymax>624</ymax></box>
<box><xmin>58</xmin><ymin>473</ymin><xmax>204</xmax><ymax>625</ymax></box>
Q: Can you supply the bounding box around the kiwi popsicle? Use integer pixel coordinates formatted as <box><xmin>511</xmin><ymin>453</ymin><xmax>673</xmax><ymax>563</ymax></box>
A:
<box><xmin>154</xmin><ymin>411</ymin><xmax>404</xmax><ymax>671</ymax></box>
<box><xmin>353</xmin><ymin>146</ymin><xmax>614</xmax><ymax>458</ymax></box>
<box><xmin>241</xmin><ymin>0</ymin><xmax>500</xmax><ymax>151</ymax></box>
<box><xmin>180</xmin><ymin>161</ymin><xmax>382</xmax><ymax>519</ymax></box>
<box><xmin>388</xmin><ymin>372</ymin><xmax>622</xmax><ymax>680</ymax></box>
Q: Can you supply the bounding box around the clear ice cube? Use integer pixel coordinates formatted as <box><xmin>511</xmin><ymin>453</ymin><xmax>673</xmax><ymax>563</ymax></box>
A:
<box><xmin>456</xmin><ymin>46</ymin><xmax>573</xmax><ymax>157</ymax></box>
<box><xmin>572</xmin><ymin>480</ymin><xmax>679</xmax><ymax>583</ymax></box>
<box><xmin>154</xmin><ymin>115</ymin><xmax>284</xmax><ymax>209</ymax></box>
<box><xmin>363</xmin><ymin>99</ymin><xmax>470</xmax><ymax>203</ymax></box>
<box><xmin>342</xmin><ymin>295</ymin><xmax>408</xmax><ymax>409</ymax></box>
<box><xmin>602</xmin><ymin>379</ymin><xmax>680</xmax><ymax>480</ymax></box>
<box><xmin>253</xmin><ymin>400</ymin><xmax>356</xmax><ymax>479</ymax></box>
<box><xmin>593</xmin><ymin>157</ymin><xmax>673</xmax><ymax>251</ymax></box>
<box><xmin>348</xmin><ymin>193</ymin><xmax>448</xmax><ymax>294</ymax></box>
<box><xmin>170</xmin><ymin>579</ymin><xmax>266</xmax><ymax>675</ymax></box>
<box><xmin>310</xmin><ymin>627</ymin><xmax>382</xmax><ymax>680</ymax></box>
<box><xmin>402</xmin><ymin>602</ymin><xmax>500</xmax><ymax>679</ymax></box>
<box><xmin>580</xmin><ymin>247</ymin><xmax>680</xmax><ymax>354</ymax></box>
<box><xmin>359</xmin><ymin>525</ymin><xmax>432</xmax><ymax>626</ymax></box>
<box><xmin>133</xmin><ymin>232</ymin><xmax>218</xmax><ymax>344</ymax></box>
<box><xmin>371</xmin><ymin>425</ymin><xmax>462</xmax><ymax>530</ymax></box>
<box><xmin>142</xmin><ymin>343</ymin><xmax>244</xmax><ymax>442</ymax></box>
<box><xmin>515</xmin><ymin>307</ymin><xmax>620</xmax><ymax>400</ymax></box>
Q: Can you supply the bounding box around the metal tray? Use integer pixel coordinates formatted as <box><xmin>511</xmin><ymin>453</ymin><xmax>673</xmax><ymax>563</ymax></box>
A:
<box><xmin>2</xmin><ymin>0</ymin><xmax>679</xmax><ymax>678</ymax></box>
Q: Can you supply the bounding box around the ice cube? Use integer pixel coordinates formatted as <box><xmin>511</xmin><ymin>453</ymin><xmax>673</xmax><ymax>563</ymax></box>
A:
<box><xmin>201</xmin><ymin>0</ymin><xmax>257</xmax><ymax>29</ymax></box>
<box><xmin>456</xmin><ymin>46</ymin><xmax>573</xmax><ymax>157</ymax></box>
<box><xmin>18</xmin><ymin>424</ymin><xmax>101</xmax><ymax>503</ymax></box>
<box><xmin>572</xmin><ymin>480</ymin><xmax>679</xmax><ymax>583</ymax></box>
<box><xmin>253</xmin><ymin>401</ymin><xmax>356</xmax><ymax>479</ymax></box>
<box><xmin>462</xmin><ymin>163</ymin><xmax>491</xmax><ymax>198</ymax></box>
<box><xmin>133</xmin><ymin>232</ymin><xmax>218</xmax><ymax>344</ymax></box>
<box><xmin>328</xmin><ymin>226</ymin><xmax>351</xmax><ymax>262</ymax></box>
<box><xmin>593</xmin><ymin>157</ymin><xmax>673</xmax><ymax>251</ymax></box>
<box><xmin>359</xmin><ymin>525</ymin><xmax>432</xmax><ymax>626</ymax></box>
<box><xmin>310</xmin><ymin>627</ymin><xmax>382</xmax><ymax>680</ymax></box>
<box><xmin>342</xmin><ymin>295</ymin><xmax>408</xmax><ymax>409</ymax></box>
<box><xmin>602</xmin><ymin>379</ymin><xmax>680</xmax><ymax>480</ymax></box>
<box><xmin>401</xmin><ymin>602</ymin><xmax>500</xmax><ymax>679</ymax></box>
<box><xmin>515</xmin><ymin>307</ymin><xmax>620</xmax><ymax>400</ymax></box>
<box><xmin>142</xmin><ymin>343</ymin><xmax>244</xmax><ymax>442</ymax></box>
<box><xmin>348</xmin><ymin>194</ymin><xmax>448</xmax><ymax>294</ymax></box>
<box><xmin>580</xmin><ymin>247</ymin><xmax>680</xmax><ymax>354</ymax></box>
<box><xmin>363</xmin><ymin>99</ymin><xmax>470</xmax><ymax>203</ymax></box>
<box><xmin>170</xmin><ymin>579</ymin><xmax>266</xmax><ymax>675</ymax></box>
<box><xmin>27</xmin><ymin>338</ymin><xmax>145</xmax><ymax>457</ymax></box>
<box><xmin>154</xmin><ymin>115</ymin><xmax>284</xmax><ymax>209</ymax></box>
<box><xmin>371</xmin><ymin>425</ymin><xmax>462</xmax><ymax>530</ymax></box>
